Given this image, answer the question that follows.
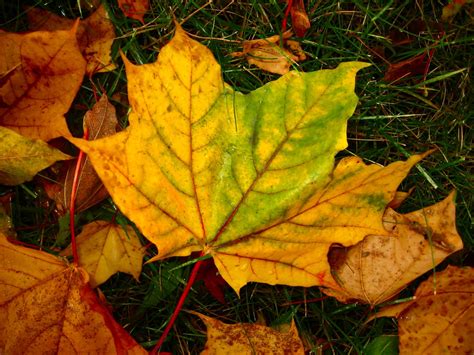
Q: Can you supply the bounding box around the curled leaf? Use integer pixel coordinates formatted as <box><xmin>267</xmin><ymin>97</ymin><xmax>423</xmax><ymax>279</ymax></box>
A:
<box><xmin>324</xmin><ymin>191</ymin><xmax>463</xmax><ymax>305</ymax></box>
<box><xmin>0</xmin><ymin>127</ymin><xmax>71</xmax><ymax>185</ymax></box>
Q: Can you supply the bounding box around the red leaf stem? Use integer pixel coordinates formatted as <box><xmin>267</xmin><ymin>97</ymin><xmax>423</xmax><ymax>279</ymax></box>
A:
<box><xmin>69</xmin><ymin>127</ymin><xmax>90</xmax><ymax>265</ymax></box>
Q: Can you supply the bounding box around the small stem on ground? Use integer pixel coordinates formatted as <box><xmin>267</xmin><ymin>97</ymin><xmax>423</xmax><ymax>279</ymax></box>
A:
<box><xmin>69</xmin><ymin>128</ymin><xmax>89</xmax><ymax>266</ymax></box>
<box><xmin>151</xmin><ymin>256</ymin><xmax>204</xmax><ymax>354</ymax></box>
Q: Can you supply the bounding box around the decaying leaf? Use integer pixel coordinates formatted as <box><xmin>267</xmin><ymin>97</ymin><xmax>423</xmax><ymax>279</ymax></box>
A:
<box><xmin>442</xmin><ymin>0</ymin><xmax>473</xmax><ymax>22</ymax></box>
<box><xmin>0</xmin><ymin>234</ymin><xmax>147</xmax><ymax>354</ymax></box>
<box><xmin>324</xmin><ymin>192</ymin><xmax>463</xmax><ymax>305</ymax></box>
<box><xmin>0</xmin><ymin>127</ymin><xmax>71</xmax><ymax>185</ymax></box>
<box><xmin>61</xmin><ymin>221</ymin><xmax>145</xmax><ymax>287</ymax></box>
<box><xmin>44</xmin><ymin>95</ymin><xmax>117</xmax><ymax>215</ymax></box>
<box><xmin>118</xmin><ymin>0</ymin><xmax>150</xmax><ymax>23</ymax></box>
<box><xmin>231</xmin><ymin>31</ymin><xmax>306</xmax><ymax>75</ymax></box>
<box><xmin>70</xmin><ymin>25</ymin><xmax>431</xmax><ymax>295</ymax></box>
<box><xmin>0</xmin><ymin>25</ymin><xmax>86</xmax><ymax>141</ymax></box>
<box><xmin>289</xmin><ymin>0</ymin><xmax>311</xmax><ymax>37</ymax></box>
<box><xmin>193</xmin><ymin>312</ymin><xmax>304</xmax><ymax>354</ymax></box>
<box><xmin>383</xmin><ymin>52</ymin><xmax>431</xmax><ymax>83</ymax></box>
<box><xmin>27</xmin><ymin>5</ymin><xmax>116</xmax><ymax>74</ymax></box>
<box><xmin>371</xmin><ymin>265</ymin><xmax>474</xmax><ymax>354</ymax></box>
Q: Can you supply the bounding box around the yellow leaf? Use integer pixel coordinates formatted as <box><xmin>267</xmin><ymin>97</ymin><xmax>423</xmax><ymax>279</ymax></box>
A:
<box><xmin>61</xmin><ymin>221</ymin><xmax>145</xmax><ymax>287</ymax></box>
<box><xmin>0</xmin><ymin>25</ymin><xmax>86</xmax><ymax>140</ymax></box>
<box><xmin>193</xmin><ymin>312</ymin><xmax>304</xmax><ymax>354</ymax></box>
<box><xmin>0</xmin><ymin>126</ymin><xmax>71</xmax><ymax>185</ymax></box>
<box><xmin>231</xmin><ymin>31</ymin><xmax>306</xmax><ymax>75</ymax></box>
<box><xmin>0</xmin><ymin>234</ymin><xmax>146</xmax><ymax>354</ymax></box>
<box><xmin>371</xmin><ymin>265</ymin><xmax>474</xmax><ymax>354</ymax></box>
<box><xmin>27</xmin><ymin>5</ymin><xmax>116</xmax><ymax>74</ymax></box>
<box><xmin>324</xmin><ymin>191</ymin><xmax>463</xmax><ymax>305</ymax></box>
<box><xmin>69</xmin><ymin>26</ymin><xmax>428</xmax><ymax>294</ymax></box>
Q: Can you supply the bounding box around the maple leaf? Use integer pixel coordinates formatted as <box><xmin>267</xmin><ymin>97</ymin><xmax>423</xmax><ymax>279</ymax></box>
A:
<box><xmin>27</xmin><ymin>5</ymin><xmax>116</xmax><ymax>75</ymax></box>
<box><xmin>324</xmin><ymin>191</ymin><xmax>463</xmax><ymax>305</ymax></box>
<box><xmin>193</xmin><ymin>312</ymin><xmax>304</xmax><ymax>354</ymax></box>
<box><xmin>231</xmin><ymin>31</ymin><xmax>306</xmax><ymax>75</ymax></box>
<box><xmin>43</xmin><ymin>95</ymin><xmax>117</xmax><ymax>215</ymax></box>
<box><xmin>118</xmin><ymin>0</ymin><xmax>150</xmax><ymax>23</ymax></box>
<box><xmin>0</xmin><ymin>126</ymin><xmax>71</xmax><ymax>185</ymax></box>
<box><xmin>61</xmin><ymin>221</ymin><xmax>145</xmax><ymax>287</ymax></box>
<box><xmin>0</xmin><ymin>25</ymin><xmax>86</xmax><ymax>141</ymax></box>
<box><xmin>0</xmin><ymin>234</ymin><xmax>146</xmax><ymax>354</ymax></box>
<box><xmin>371</xmin><ymin>265</ymin><xmax>474</xmax><ymax>354</ymax></box>
<box><xmin>70</xmin><ymin>25</ymin><xmax>428</xmax><ymax>294</ymax></box>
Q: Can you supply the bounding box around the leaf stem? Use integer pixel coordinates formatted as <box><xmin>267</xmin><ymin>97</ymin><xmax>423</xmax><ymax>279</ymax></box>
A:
<box><xmin>151</xmin><ymin>256</ymin><xmax>203</xmax><ymax>354</ymax></box>
<box><xmin>69</xmin><ymin>128</ymin><xmax>89</xmax><ymax>266</ymax></box>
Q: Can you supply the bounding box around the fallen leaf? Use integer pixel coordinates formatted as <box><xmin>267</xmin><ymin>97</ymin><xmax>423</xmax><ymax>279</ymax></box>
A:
<box><xmin>0</xmin><ymin>192</ymin><xmax>15</xmax><ymax>237</ymax></box>
<box><xmin>371</xmin><ymin>265</ymin><xmax>474</xmax><ymax>354</ymax></box>
<box><xmin>195</xmin><ymin>258</ymin><xmax>229</xmax><ymax>304</ymax></box>
<box><xmin>324</xmin><ymin>191</ymin><xmax>463</xmax><ymax>305</ymax></box>
<box><xmin>193</xmin><ymin>313</ymin><xmax>304</xmax><ymax>354</ymax></box>
<box><xmin>61</xmin><ymin>220</ymin><xmax>145</xmax><ymax>287</ymax></box>
<box><xmin>384</xmin><ymin>52</ymin><xmax>431</xmax><ymax>83</ymax></box>
<box><xmin>118</xmin><ymin>0</ymin><xmax>150</xmax><ymax>23</ymax></box>
<box><xmin>0</xmin><ymin>234</ymin><xmax>147</xmax><ymax>354</ymax></box>
<box><xmin>0</xmin><ymin>25</ymin><xmax>86</xmax><ymax>140</ymax></box>
<box><xmin>27</xmin><ymin>5</ymin><xmax>116</xmax><ymax>74</ymax></box>
<box><xmin>387</xmin><ymin>188</ymin><xmax>414</xmax><ymax>209</ymax></box>
<box><xmin>0</xmin><ymin>126</ymin><xmax>71</xmax><ymax>185</ymax></box>
<box><xmin>442</xmin><ymin>0</ymin><xmax>473</xmax><ymax>22</ymax></box>
<box><xmin>69</xmin><ymin>26</ymin><xmax>428</xmax><ymax>295</ymax></box>
<box><xmin>231</xmin><ymin>31</ymin><xmax>306</xmax><ymax>75</ymax></box>
<box><xmin>44</xmin><ymin>95</ymin><xmax>117</xmax><ymax>215</ymax></box>
<box><xmin>289</xmin><ymin>0</ymin><xmax>311</xmax><ymax>37</ymax></box>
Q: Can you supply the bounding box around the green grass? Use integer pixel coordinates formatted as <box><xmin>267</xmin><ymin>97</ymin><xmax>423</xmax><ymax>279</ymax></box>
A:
<box><xmin>1</xmin><ymin>0</ymin><xmax>472</xmax><ymax>353</ymax></box>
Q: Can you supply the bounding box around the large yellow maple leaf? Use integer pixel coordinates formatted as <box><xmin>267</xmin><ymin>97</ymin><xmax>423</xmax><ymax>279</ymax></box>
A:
<box><xmin>70</xmin><ymin>26</ymin><xmax>425</xmax><ymax>293</ymax></box>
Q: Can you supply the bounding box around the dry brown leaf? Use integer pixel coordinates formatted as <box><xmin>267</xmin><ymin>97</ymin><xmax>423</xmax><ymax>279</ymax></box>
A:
<box><xmin>0</xmin><ymin>25</ymin><xmax>86</xmax><ymax>141</ymax></box>
<box><xmin>0</xmin><ymin>234</ymin><xmax>147</xmax><ymax>354</ymax></box>
<box><xmin>44</xmin><ymin>95</ymin><xmax>117</xmax><ymax>215</ymax></box>
<box><xmin>231</xmin><ymin>31</ymin><xmax>306</xmax><ymax>75</ymax></box>
<box><xmin>289</xmin><ymin>0</ymin><xmax>311</xmax><ymax>37</ymax></box>
<box><xmin>60</xmin><ymin>221</ymin><xmax>145</xmax><ymax>287</ymax></box>
<box><xmin>324</xmin><ymin>192</ymin><xmax>463</xmax><ymax>305</ymax></box>
<box><xmin>27</xmin><ymin>5</ymin><xmax>116</xmax><ymax>74</ymax></box>
<box><xmin>193</xmin><ymin>312</ymin><xmax>304</xmax><ymax>354</ymax></box>
<box><xmin>371</xmin><ymin>265</ymin><xmax>474</xmax><ymax>354</ymax></box>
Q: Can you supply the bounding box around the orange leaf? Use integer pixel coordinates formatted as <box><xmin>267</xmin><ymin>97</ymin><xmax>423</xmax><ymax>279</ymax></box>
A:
<box><xmin>324</xmin><ymin>192</ymin><xmax>463</xmax><ymax>305</ymax></box>
<box><xmin>118</xmin><ymin>0</ymin><xmax>150</xmax><ymax>24</ymax></box>
<box><xmin>44</xmin><ymin>95</ymin><xmax>117</xmax><ymax>215</ymax></box>
<box><xmin>27</xmin><ymin>5</ymin><xmax>116</xmax><ymax>74</ymax></box>
<box><xmin>193</xmin><ymin>312</ymin><xmax>304</xmax><ymax>354</ymax></box>
<box><xmin>371</xmin><ymin>265</ymin><xmax>474</xmax><ymax>354</ymax></box>
<box><xmin>290</xmin><ymin>0</ymin><xmax>311</xmax><ymax>37</ymax></box>
<box><xmin>0</xmin><ymin>234</ymin><xmax>146</xmax><ymax>354</ymax></box>
<box><xmin>0</xmin><ymin>25</ymin><xmax>86</xmax><ymax>140</ymax></box>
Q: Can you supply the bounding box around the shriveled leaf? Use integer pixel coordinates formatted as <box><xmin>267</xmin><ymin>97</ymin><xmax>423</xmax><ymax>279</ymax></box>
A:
<box><xmin>0</xmin><ymin>25</ymin><xmax>86</xmax><ymax>140</ymax></box>
<box><xmin>61</xmin><ymin>220</ymin><xmax>145</xmax><ymax>287</ymax></box>
<box><xmin>371</xmin><ymin>265</ymin><xmax>474</xmax><ymax>354</ymax></box>
<box><xmin>0</xmin><ymin>127</ymin><xmax>71</xmax><ymax>185</ymax></box>
<box><xmin>69</xmin><ymin>26</ymin><xmax>426</xmax><ymax>294</ymax></box>
<box><xmin>289</xmin><ymin>0</ymin><xmax>311</xmax><ymax>37</ymax></box>
<box><xmin>27</xmin><ymin>5</ymin><xmax>116</xmax><ymax>74</ymax></box>
<box><xmin>194</xmin><ymin>313</ymin><xmax>304</xmax><ymax>354</ymax></box>
<box><xmin>118</xmin><ymin>0</ymin><xmax>149</xmax><ymax>23</ymax></box>
<box><xmin>384</xmin><ymin>52</ymin><xmax>430</xmax><ymax>83</ymax></box>
<box><xmin>231</xmin><ymin>31</ymin><xmax>306</xmax><ymax>75</ymax></box>
<box><xmin>324</xmin><ymin>191</ymin><xmax>463</xmax><ymax>305</ymax></box>
<box><xmin>0</xmin><ymin>234</ymin><xmax>146</xmax><ymax>354</ymax></box>
<box><xmin>44</xmin><ymin>95</ymin><xmax>116</xmax><ymax>215</ymax></box>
